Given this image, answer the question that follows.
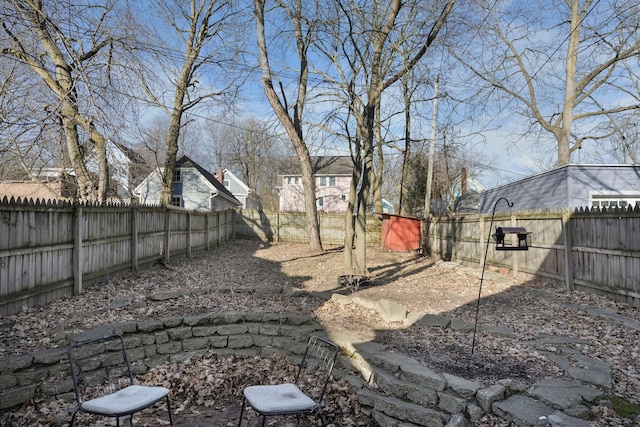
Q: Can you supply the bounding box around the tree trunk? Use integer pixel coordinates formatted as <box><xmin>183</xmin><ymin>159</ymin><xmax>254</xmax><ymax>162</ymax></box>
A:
<box><xmin>354</xmin><ymin>146</ymin><xmax>372</xmax><ymax>275</ymax></box>
<box><xmin>254</xmin><ymin>0</ymin><xmax>322</xmax><ymax>251</ymax></box>
<box><xmin>353</xmin><ymin>105</ymin><xmax>375</xmax><ymax>276</ymax></box>
<box><xmin>558</xmin><ymin>0</ymin><xmax>582</xmax><ymax>166</ymax></box>
<box><xmin>61</xmin><ymin>114</ymin><xmax>94</xmax><ymax>200</ymax></box>
<box><xmin>344</xmin><ymin>146</ymin><xmax>361</xmax><ymax>273</ymax></box>
<box><xmin>161</xmin><ymin>108</ymin><xmax>184</xmax><ymax>206</ymax></box>
<box><xmin>160</xmin><ymin>26</ymin><xmax>192</xmax><ymax>206</ymax></box>
<box><xmin>85</xmin><ymin>121</ymin><xmax>109</xmax><ymax>202</ymax></box>
<box><xmin>343</xmin><ymin>177</ymin><xmax>357</xmax><ymax>273</ymax></box>
<box><xmin>399</xmin><ymin>76</ymin><xmax>412</xmax><ymax>217</ymax></box>
<box><xmin>372</xmin><ymin>104</ymin><xmax>384</xmax><ymax>215</ymax></box>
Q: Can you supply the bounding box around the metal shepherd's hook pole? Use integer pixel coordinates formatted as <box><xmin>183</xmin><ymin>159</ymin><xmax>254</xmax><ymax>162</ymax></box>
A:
<box><xmin>471</xmin><ymin>197</ymin><xmax>513</xmax><ymax>355</ymax></box>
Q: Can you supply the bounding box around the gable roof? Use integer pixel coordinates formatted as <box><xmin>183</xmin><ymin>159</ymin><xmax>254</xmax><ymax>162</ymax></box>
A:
<box><xmin>279</xmin><ymin>156</ymin><xmax>353</xmax><ymax>176</ymax></box>
<box><xmin>176</xmin><ymin>155</ymin><xmax>240</xmax><ymax>205</ymax></box>
<box><xmin>217</xmin><ymin>168</ymin><xmax>251</xmax><ymax>193</ymax></box>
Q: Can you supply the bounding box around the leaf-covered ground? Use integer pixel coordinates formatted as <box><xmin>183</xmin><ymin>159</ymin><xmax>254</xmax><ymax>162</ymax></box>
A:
<box><xmin>1</xmin><ymin>240</ymin><xmax>639</xmax><ymax>426</ymax></box>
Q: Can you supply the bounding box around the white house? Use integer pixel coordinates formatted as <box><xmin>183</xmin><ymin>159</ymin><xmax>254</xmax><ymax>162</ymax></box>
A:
<box><xmin>215</xmin><ymin>168</ymin><xmax>262</xmax><ymax>210</ymax></box>
<box><xmin>134</xmin><ymin>155</ymin><xmax>240</xmax><ymax>211</ymax></box>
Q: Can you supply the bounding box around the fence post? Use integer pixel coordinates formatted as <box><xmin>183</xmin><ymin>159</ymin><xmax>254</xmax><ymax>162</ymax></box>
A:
<box><xmin>451</xmin><ymin>217</ymin><xmax>458</xmax><ymax>262</ymax></box>
<box><xmin>276</xmin><ymin>211</ymin><xmax>280</xmax><ymax>243</ymax></box>
<box><xmin>479</xmin><ymin>215</ymin><xmax>485</xmax><ymax>268</ymax></box>
<box><xmin>164</xmin><ymin>209</ymin><xmax>170</xmax><ymax>264</ymax></box>
<box><xmin>186</xmin><ymin>211</ymin><xmax>192</xmax><ymax>258</ymax></box>
<box><xmin>511</xmin><ymin>213</ymin><xmax>518</xmax><ymax>276</ymax></box>
<box><xmin>217</xmin><ymin>211</ymin><xmax>222</xmax><ymax>247</ymax></box>
<box><xmin>205</xmin><ymin>213</ymin><xmax>210</xmax><ymax>251</ymax></box>
<box><xmin>73</xmin><ymin>205</ymin><xmax>83</xmax><ymax>295</ymax></box>
<box><xmin>131</xmin><ymin>207</ymin><xmax>138</xmax><ymax>272</ymax></box>
<box><xmin>562</xmin><ymin>212</ymin><xmax>574</xmax><ymax>291</ymax></box>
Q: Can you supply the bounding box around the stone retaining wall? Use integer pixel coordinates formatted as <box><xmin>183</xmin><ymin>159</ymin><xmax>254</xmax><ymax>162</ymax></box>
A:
<box><xmin>1</xmin><ymin>302</ymin><xmax>611</xmax><ymax>426</ymax></box>
<box><xmin>0</xmin><ymin>311</ymin><xmax>322</xmax><ymax>411</ymax></box>
<box><xmin>349</xmin><ymin>341</ymin><xmax>517</xmax><ymax>427</ymax></box>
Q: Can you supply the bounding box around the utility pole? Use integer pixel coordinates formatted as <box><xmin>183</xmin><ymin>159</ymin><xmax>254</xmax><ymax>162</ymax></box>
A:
<box><xmin>424</xmin><ymin>76</ymin><xmax>439</xmax><ymax>218</ymax></box>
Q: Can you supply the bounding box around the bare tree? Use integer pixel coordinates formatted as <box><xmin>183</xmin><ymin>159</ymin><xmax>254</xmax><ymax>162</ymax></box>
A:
<box><xmin>455</xmin><ymin>0</ymin><xmax>640</xmax><ymax>166</ymax></box>
<box><xmin>0</xmin><ymin>59</ymin><xmax>56</xmax><ymax>182</ymax></box>
<box><xmin>1</xmin><ymin>0</ymin><xmax>134</xmax><ymax>201</ymax></box>
<box><xmin>138</xmin><ymin>0</ymin><xmax>239</xmax><ymax>206</ymax></box>
<box><xmin>230</xmin><ymin>118</ymin><xmax>285</xmax><ymax>210</ymax></box>
<box><xmin>201</xmin><ymin>120</ymin><xmax>230</xmax><ymax>173</ymax></box>
<box><xmin>315</xmin><ymin>0</ymin><xmax>456</xmax><ymax>274</ymax></box>
<box><xmin>254</xmin><ymin>0</ymin><xmax>323</xmax><ymax>251</ymax></box>
<box><xmin>601</xmin><ymin>115</ymin><xmax>640</xmax><ymax>164</ymax></box>
<box><xmin>402</xmin><ymin>130</ymin><xmax>477</xmax><ymax>216</ymax></box>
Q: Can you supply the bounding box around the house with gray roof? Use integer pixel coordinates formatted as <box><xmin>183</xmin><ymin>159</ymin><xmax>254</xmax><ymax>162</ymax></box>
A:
<box><xmin>215</xmin><ymin>167</ymin><xmax>262</xmax><ymax>210</ymax></box>
<box><xmin>134</xmin><ymin>155</ymin><xmax>241</xmax><ymax>211</ymax></box>
<box><xmin>480</xmin><ymin>164</ymin><xmax>640</xmax><ymax>213</ymax></box>
<box><xmin>277</xmin><ymin>156</ymin><xmax>353</xmax><ymax>213</ymax></box>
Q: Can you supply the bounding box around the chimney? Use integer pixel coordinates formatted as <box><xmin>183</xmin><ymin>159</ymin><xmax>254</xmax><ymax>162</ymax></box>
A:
<box><xmin>217</xmin><ymin>166</ymin><xmax>223</xmax><ymax>183</ymax></box>
<box><xmin>461</xmin><ymin>167</ymin><xmax>467</xmax><ymax>194</ymax></box>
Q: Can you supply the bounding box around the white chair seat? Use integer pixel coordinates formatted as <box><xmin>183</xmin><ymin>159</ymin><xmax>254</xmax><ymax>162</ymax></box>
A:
<box><xmin>243</xmin><ymin>383</ymin><xmax>316</xmax><ymax>414</ymax></box>
<box><xmin>81</xmin><ymin>385</ymin><xmax>169</xmax><ymax>416</ymax></box>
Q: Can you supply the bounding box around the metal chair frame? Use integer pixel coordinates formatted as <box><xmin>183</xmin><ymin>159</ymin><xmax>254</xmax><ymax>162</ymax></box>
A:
<box><xmin>238</xmin><ymin>336</ymin><xmax>339</xmax><ymax>427</ymax></box>
<box><xmin>67</xmin><ymin>333</ymin><xmax>173</xmax><ymax>426</ymax></box>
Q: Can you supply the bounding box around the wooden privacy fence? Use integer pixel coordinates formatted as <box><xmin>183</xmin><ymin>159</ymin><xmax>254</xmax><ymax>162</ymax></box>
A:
<box><xmin>5</xmin><ymin>202</ymin><xmax>637</xmax><ymax>315</ymax></box>
<box><xmin>234</xmin><ymin>209</ymin><xmax>382</xmax><ymax>245</ymax></box>
<box><xmin>427</xmin><ymin>208</ymin><xmax>640</xmax><ymax>308</ymax></box>
<box><xmin>0</xmin><ymin>198</ymin><xmax>235</xmax><ymax>316</ymax></box>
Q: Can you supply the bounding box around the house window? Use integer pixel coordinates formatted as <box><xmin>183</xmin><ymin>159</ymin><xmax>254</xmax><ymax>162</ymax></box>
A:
<box><xmin>319</xmin><ymin>176</ymin><xmax>336</xmax><ymax>187</ymax></box>
<box><xmin>223</xmin><ymin>179</ymin><xmax>230</xmax><ymax>188</ymax></box>
<box><xmin>287</xmin><ymin>176</ymin><xmax>300</xmax><ymax>185</ymax></box>
<box><xmin>592</xmin><ymin>196</ymin><xmax>640</xmax><ymax>209</ymax></box>
<box><xmin>171</xmin><ymin>196</ymin><xmax>181</xmax><ymax>207</ymax></box>
<box><xmin>341</xmin><ymin>194</ymin><xmax>346</xmax><ymax>200</ymax></box>
<box><xmin>317</xmin><ymin>197</ymin><xmax>324</xmax><ymax>208</ymax></box>
<box><xmin>173</xmin><ymin>169</ymin><xmax>181</xmax><ymax>182</ymax></box>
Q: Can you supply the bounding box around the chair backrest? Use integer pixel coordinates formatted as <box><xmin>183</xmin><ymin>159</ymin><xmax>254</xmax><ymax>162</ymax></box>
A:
<box><xmin>294</xmin><ymin>336</ymin><xmax>339</xmax><ymax>406</ymax></box>
<box><xmin>67</xmin><ymin>334</ymin><xmax>135</xmax><ymax>406</ymax></box>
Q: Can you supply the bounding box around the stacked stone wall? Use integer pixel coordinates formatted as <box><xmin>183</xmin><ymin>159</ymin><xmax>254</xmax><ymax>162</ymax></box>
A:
<box><xmin>0</xmin><ymin>311</ymin><xmax>321</xmax><ymax>411</ymax></box>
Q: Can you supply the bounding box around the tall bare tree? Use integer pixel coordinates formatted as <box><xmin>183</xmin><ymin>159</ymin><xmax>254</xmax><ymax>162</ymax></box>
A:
<box><xmin>455</xmin><ymin>0</ymin><xmax>640</xmax><ymax>166</ymax></box>
<box><xmin>316</xmin><ymin>0</ymin><xmax>456</xmax><ymax>274</ymax></box>
<box><xmin>1</xmin><ymin>0</ymin><xmax>133</xmax><ymax>201</ymax></box>
<box><xmin>139</xmin><ymin>0</ymin><xmax>238</xmax><ymax>206</ymax></box>
<box><xmin>254</xmin><ymin>0</ymin><xmax>323</xmax><ymax>251</ymax></box>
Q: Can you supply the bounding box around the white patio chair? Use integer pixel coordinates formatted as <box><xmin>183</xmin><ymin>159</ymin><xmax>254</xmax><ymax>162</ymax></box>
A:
<box><xmin>238</xmin><ymin>336</ymin><xmax>339</xmax><ymax>427</ymax></box>
<box><xmin>67</xmin><ymin>333</ymin><xmax>173</xmax><ymax>426</ymax></box>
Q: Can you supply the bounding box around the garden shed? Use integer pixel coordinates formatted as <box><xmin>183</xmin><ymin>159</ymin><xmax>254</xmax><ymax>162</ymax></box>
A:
<box><xmin>379</xmin><ymin>213</ymin><xmax>421</xmax><ymax>252</ymax></box>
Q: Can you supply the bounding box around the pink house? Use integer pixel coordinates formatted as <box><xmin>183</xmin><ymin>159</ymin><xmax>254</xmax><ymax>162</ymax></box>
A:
<box><xmin>278</xmin><ymin>156</ymin><xmax>352</xmax><ymax>213</ymax></box>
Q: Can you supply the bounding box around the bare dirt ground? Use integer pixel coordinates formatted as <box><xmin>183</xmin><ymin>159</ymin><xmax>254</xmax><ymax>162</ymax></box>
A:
<box><xmin>1</xmin><ymin>240</ymin><xmax>639</xmax><ymax>426</ymax></box>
